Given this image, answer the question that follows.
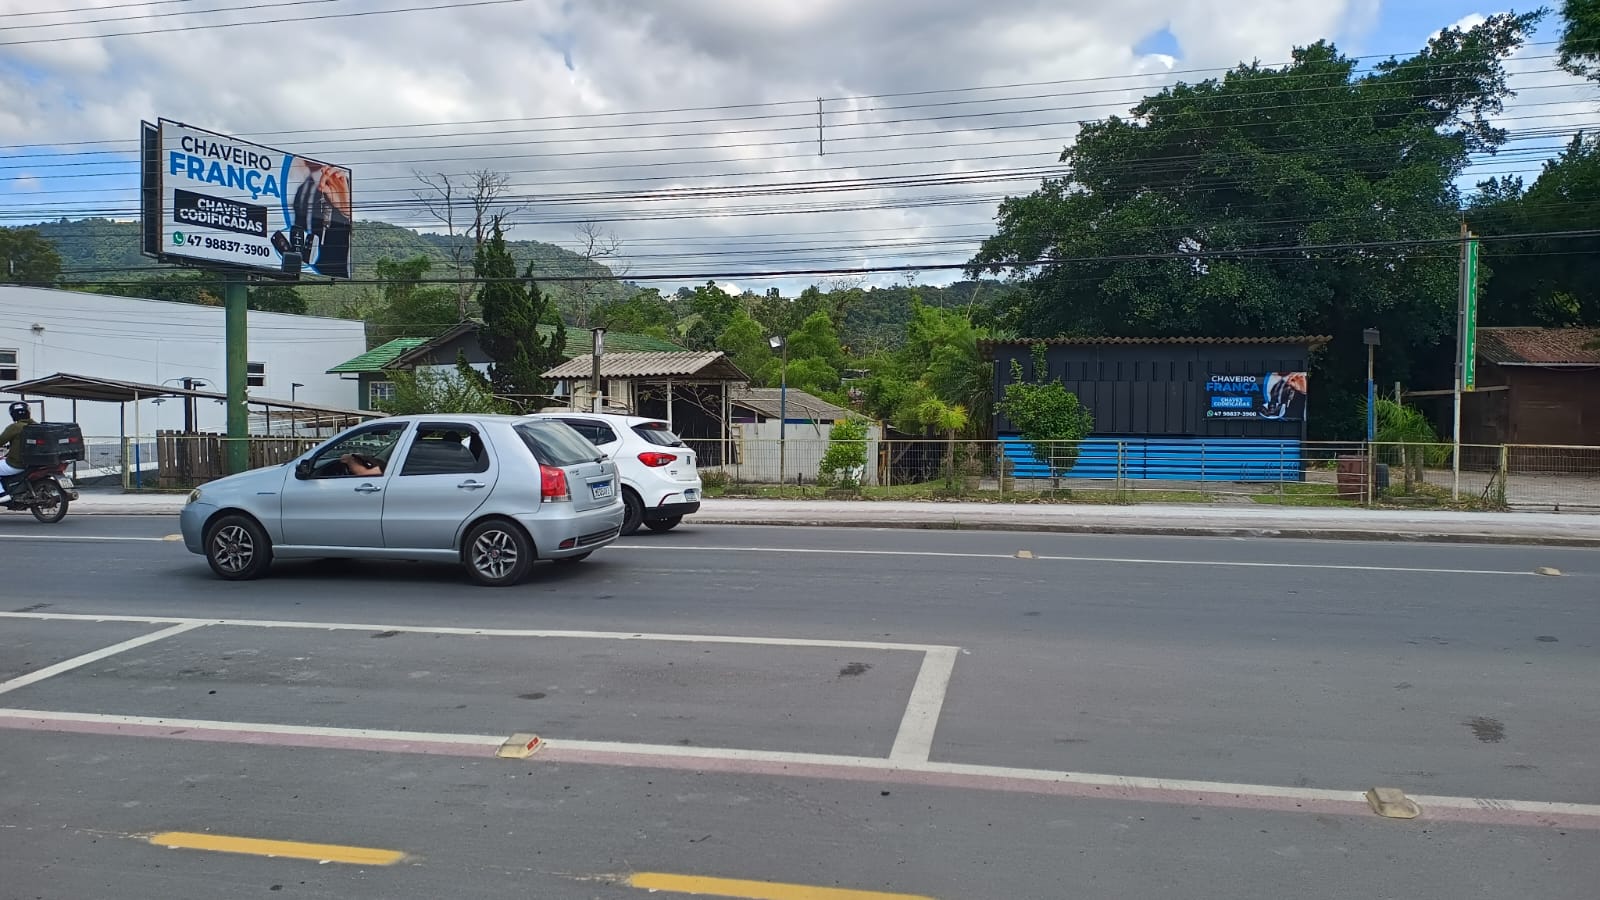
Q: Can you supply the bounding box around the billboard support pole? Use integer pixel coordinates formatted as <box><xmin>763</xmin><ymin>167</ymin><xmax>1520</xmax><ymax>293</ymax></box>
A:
<box><xmin>225</xmin><ymin>272</ymin><xmax>250</xmax><ymax>475</ymax></box>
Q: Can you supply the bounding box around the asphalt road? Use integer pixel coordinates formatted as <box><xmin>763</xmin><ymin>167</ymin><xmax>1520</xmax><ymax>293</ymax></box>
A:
<box><xmin>1</xmin><ymin>516</ymin><xmax>1596</xmax><ymax>899</ymax></box>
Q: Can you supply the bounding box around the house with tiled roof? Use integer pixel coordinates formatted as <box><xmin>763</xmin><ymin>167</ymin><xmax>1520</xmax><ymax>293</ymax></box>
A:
<box><xmin>1463</xmin><ymin>326</ymin><xmax>1600</xmax><ymax>445</ymax></box>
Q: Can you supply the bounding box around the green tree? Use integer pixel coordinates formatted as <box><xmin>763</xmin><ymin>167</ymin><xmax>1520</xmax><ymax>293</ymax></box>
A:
<box><xmin>379</xmin><ymin>354</ymin><xmax>507</xmax><ymax>415</ymax></box>
<box><xmin>593</xmin><ymin>288</ymin><xmax>677</xmax><ymax>339</ymax></box>
<box><xmin>368</xmin><ymin>255</ymin><xmax>458</xmax><ymax>340</ymax></box>
<box><xmin>972</xmin><ymin>13</ymin><xmax>1539</xmax><ymax>439</ymax></box>
<box><xmin>1471</xmin><ymin>135</ymin><xmax>1600</xmax><ymax>326</ymax></box>
<box><xmin>472</xmin><ymin>219</ymin><xmax>566</xmax><ymax>411</ymax></box>
<box><xmin>716</xmin><ymin>309</ymin><xmax>774</xmax><ymax>385</ymax></box>
<box><xmin>786</xmin><ymin>310</ymin><xmax>846</xmax><ymax>369</ymax></box>
<box><xmin>995</xmin><ymin>345</ymin><xmax>1095</xmax><ymax>477</ymax></box>
<box><xmin>816</xmin><ymin>417</ymin><xmax>869</xmax><ymax>489</ymax></box>
<box><xmin>0</xmin><ymin>227</ymin><xmax>62</xmax><ymax>285</ymax></box>
<box><xmin>1559</xmin><ymin>0</ymin><xmax>1600</xmax><ymax>81</ymax></box>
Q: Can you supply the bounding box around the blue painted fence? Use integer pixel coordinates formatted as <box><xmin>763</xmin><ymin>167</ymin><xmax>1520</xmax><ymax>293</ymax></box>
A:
<box><xmin>999</xmin><ymin>437</ymin><xmax>1304</xmax><ymax>482</ymax></box>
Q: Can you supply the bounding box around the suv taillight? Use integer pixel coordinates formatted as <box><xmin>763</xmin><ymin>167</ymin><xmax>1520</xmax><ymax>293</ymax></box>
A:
<box><xmin>637</xmin><ymin>451</ymin><xmax>676</xmax><ymax>467</ymax></box>
<box><xmin>540</xmin><ymin>464</ymin><xmax>570</xmax><ymax>502</ymax></box>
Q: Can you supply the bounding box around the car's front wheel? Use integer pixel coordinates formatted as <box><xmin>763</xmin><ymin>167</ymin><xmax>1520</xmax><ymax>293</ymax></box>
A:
<box><xmin>463</xmin><ymin>519</ymin><xmax>535</xmax><ymax>586</ymax></box>
<box><xmin>204</xmin><ymin>514</ymin><xmax>273</xmax><ymax>581</ymax></box>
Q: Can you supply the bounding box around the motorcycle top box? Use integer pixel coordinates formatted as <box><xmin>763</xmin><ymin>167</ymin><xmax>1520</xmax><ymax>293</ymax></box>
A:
<box><xmin>18</xmin><ymin>422</ymin><xmax>85</xmax><ymax>465</ymax></box>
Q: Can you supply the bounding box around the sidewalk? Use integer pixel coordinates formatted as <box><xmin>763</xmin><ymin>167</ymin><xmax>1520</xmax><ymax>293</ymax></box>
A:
<box><xmin>64</xmin><ymin>492</ymin><xmax>1600</xmax><ymax>546</ymax></box>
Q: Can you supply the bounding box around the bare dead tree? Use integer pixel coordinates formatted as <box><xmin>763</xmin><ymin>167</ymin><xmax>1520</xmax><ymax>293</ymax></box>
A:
<box><xmin>563</xmin><ymin>221</ymin><xmax>629</xmax><ymax>328</ymax></box>
<box><xmin>414</xmin><ymin>169</ymin><xmax>523</xmax><ymax>319</ymax></box>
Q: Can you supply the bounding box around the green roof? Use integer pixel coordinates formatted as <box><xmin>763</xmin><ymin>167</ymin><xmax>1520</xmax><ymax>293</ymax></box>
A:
<box><xmin>327</xmin><ymin>337</ymin><xmax>430</xmax><ymax>374</ymax></box>
<box><xmin>543</xmin><ymin>325</ymin><xmax>684</xmax><ymax>358</ymax></box>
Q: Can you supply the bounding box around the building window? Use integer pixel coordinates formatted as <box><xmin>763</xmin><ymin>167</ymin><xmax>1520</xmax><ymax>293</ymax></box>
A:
<box><xmin>247</xmin><ymin>361</ymin><xmax>266</xmax><ymax>388</ymax></box>
<box><xmin>0</xmin><ymin>349</ymin><xmax>16</xmax><ymax>381</ymax></box>
<box><xmin>369</xmin><ymin>380</ymin><xmax>396</xmax><ymax>405</ymax></box>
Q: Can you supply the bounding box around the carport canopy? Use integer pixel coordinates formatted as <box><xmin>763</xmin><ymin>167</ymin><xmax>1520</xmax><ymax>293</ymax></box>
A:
<box><xmin>3</xmin><ymin>372</ymin><xmax>385</xmax><ymax>425</ymax></box>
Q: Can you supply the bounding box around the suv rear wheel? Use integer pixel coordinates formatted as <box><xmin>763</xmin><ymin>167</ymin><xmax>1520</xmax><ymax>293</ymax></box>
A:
<box><xmin>620</xmin><ymin>487</ymin><xmax>644</xmax><ymax>536</ymax></box>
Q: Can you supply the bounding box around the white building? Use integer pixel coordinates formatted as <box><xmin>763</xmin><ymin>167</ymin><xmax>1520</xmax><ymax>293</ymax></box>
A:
<box><xmin>0</xmin><ymin>285</ymin><xmax>367</xmax><ymax>444</ymax></box>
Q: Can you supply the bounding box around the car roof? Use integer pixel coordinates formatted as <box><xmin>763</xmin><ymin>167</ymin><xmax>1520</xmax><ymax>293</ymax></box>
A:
<box><xmin>525</xmin><ymin>411</ymin><xmax>667</xmax><ymax>427</ymax></box>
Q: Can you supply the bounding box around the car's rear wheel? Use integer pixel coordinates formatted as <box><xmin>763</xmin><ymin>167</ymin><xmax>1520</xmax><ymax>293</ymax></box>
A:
<box><xmin>645</xmin><ymin>516</ymin><xmax>682</xmax><ymax>533</ymax></box>
<box><xmin>204</xmin><ymin>514</ymin><xmax>273</xmax><ymax>581</ymax></box>
<box><xmin>463</xmin><ymin>519</ymin><xmax>534</xmax><ymax>586</ymax></box>
<box><xmin>620</xmin><ymin>488</ymin><xmax>644</xmax><ymax>537</ymax></box>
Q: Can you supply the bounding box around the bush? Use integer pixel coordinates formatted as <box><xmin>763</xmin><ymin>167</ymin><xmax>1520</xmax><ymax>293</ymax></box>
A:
<box><xmin>699</xmin><ymin>468</ymin><xmax>729</xmax><ymax>490</ymax></box>
<box><xmin>996</xmin><ymin>344</ymin><xmax>1095</xmax><ymax>474</ymax></box>
<box><xmin>817</xmin><ymin>419</ymin><xmax>869</xmax><ymax>489</ymax></box>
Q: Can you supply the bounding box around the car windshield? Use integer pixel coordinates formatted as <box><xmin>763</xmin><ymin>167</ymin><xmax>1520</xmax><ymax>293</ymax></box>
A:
<box><xmin>632</xmin><ymin>421</ymin><xmax>684</xmax><ymax>447</ymax></box>
<box><xmin>515</xmin><ymin>420</ymin><xmax>600</xmax><ymax>466</ymax></box>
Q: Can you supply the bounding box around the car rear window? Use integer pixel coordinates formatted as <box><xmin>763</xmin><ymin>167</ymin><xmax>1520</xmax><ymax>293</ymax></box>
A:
<box><xmin>632</xmin><ymin>422</ymin><xmax>685</xmax><ymax>447</ymax></box>
<box><xmin>515</xmin><ymin>421</ymin><xmax>601</xmax><ymax>466</ymax></box>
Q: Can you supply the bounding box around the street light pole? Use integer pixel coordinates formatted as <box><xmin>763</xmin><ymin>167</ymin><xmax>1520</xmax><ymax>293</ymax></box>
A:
<box><xmin>769</xmin><ymin>334</ymin><xmax>788</xmax><ymax>488</ymax></box>
<box><xmin>1363</xmin><ymin>328</ymin><xmax>1380</xmax><ymax>443</ymax></box>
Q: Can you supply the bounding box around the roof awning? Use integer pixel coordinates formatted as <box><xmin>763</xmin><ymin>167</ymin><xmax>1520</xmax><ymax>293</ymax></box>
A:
<box><xmin>4</xmin><ymin>372</ymin><xmax>385</xmax><ymax>421</ymax></box>
<box><xmin>3</xmin><ymin>373</ymin><xmax>225</xmax><ymax>404</ymax></box>
<box><xmin>543</xmin><ymin>350</ymin><xmax>748</xmax><ymax>381</ymax></box>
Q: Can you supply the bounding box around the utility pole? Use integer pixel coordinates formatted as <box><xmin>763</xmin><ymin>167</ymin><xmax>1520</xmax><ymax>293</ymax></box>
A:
<box><xmin>590</xmin><ymin>327</ymin><xmax>605</xmax><ymax>412</ymax></box>
<box><xmin>1452</xmin><ymin>223</ymin><xmax>1479</xmax><ymax>501</ymax></box>
<box><xmin>224</xmin><ymin>273</ymin><xmax>249</xmax><ymax>475</ymax></box>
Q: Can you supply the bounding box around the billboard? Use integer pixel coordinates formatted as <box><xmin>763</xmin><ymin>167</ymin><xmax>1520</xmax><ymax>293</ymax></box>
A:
<box><xmin>1205</xmin><ymin>372</ymin><xmax>1308</xmax><ymax>421</ymax></box>
<box><xmin>140</xmin><ymin>119</ymin><xmax>352</xmax><ymax>279</ymax></box>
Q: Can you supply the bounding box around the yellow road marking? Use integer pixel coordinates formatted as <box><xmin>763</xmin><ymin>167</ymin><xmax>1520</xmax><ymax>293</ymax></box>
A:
<box><xmin>147</xmin><ymin>831</ymin><xmax>405</xmax><ymax>866</ymax></box>
<box><xmin>625</xmin><ymin>872</ymin><xmax>934</xmax><ymax>900</ymax></box>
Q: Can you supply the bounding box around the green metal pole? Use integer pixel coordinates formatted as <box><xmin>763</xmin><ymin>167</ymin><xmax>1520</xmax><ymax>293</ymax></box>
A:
<box><xmin>224</xmin><ymin>273</ymin><xmax>250</xmax><ymax>474</ymax></box>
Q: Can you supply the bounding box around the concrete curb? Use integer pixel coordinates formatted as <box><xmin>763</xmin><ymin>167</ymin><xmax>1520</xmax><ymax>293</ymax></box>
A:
<box><xmin>688</xmin><ymin>516</ymin><xmax>1600</xmax><ymax>547</ymax></box>
<box><xmin>59</xmin><ymin>499</ymin><xmax>1600</xmax><ymax>547</ymax></box>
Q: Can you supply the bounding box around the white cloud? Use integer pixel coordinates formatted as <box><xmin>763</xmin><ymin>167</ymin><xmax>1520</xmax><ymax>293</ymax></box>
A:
<box><xmin>6</xmin><ymin>0</ymin><xmax>1545</xmax><ymax>292</ymax></box>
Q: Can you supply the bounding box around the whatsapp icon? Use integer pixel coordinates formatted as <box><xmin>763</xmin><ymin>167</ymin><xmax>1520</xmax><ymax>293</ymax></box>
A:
<box><xmin>172</xmin><ymin>231</ymin><xmax>185</xmax><ymax>246</ymax></box>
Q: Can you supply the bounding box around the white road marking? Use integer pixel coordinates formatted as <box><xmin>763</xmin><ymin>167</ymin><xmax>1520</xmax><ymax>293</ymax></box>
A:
<box><xmin>0</xmin><ymin>610</ymin><xmax>955</xmax><ymax>654</ymax></box>
<box><xmin>0</xmin><ymin>534</ymin><xmax>172</xmax><ymax>543</ymax></box>
<box><xmin>608</xmin><ymin>544</ymin><xmax>1539</xmax><ymax>576</ymax></box>
<box><xmin>7</xmin><ymin>707</ymin><xmax>1598</xmax><ymax>823</ymax></box>
<box><xmin>0</xmin><ymin>622</ymin><xmax>204</xmax><ymax>696</ymax></box>
<box><xmin>890</xmin><ymin>646</ymin><xmax>958</xmax><ymax>763</ymax></box>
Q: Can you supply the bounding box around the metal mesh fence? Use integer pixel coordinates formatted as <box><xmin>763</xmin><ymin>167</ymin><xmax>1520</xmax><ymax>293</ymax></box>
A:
<box><xmin>99</xmin><ymin>431</ymin><xmax>1600</xmax><ymax>511</ymax></box>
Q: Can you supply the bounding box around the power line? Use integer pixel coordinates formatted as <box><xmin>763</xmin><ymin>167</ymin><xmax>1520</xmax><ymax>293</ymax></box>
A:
<box><xmin>0</xmin><ymin>0</ymin><xmax>347</xmax><ymax>32</ymax></box>
<box><xmin>0</xmin><ymin>0</ymin><xmax>531</xmax><ymax>47</ymax></box>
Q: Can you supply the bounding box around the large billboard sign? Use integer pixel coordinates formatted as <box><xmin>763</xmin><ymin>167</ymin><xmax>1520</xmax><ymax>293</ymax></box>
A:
<box><xmin>141</xmin><ymin>119</ymin><xmax>352</xmax><ymax>280</ymax></box>
<box><xmin>1205</xmin><ymin>372</ymin><xmax>1309</xmax><ymax>421</ymax></box>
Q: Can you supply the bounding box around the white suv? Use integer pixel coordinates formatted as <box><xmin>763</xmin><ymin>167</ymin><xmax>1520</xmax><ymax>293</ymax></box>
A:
<box><xmin>526</xmin><ymin>412</ymin><xmax>701</xmax><ymax>535</ymax></box>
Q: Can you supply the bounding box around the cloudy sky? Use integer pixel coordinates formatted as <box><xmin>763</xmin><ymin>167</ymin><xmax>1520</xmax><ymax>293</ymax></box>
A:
<box><xmin>0</xmin><ymin>0</ymin><xmax>1591</xmax><ymax>294</ymax></box>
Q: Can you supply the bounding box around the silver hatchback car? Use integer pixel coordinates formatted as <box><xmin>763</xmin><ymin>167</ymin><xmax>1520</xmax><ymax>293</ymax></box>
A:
<box><xmin>179</xmin><ymin>415</ymin><xmax>625</xmax><ymax>586</ymax></box>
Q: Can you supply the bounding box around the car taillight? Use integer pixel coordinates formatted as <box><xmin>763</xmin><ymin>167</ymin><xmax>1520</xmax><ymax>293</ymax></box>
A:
<box><xmin>540</xmin><ymin>464</ymin><xmax>570</xmax><ymax>502</ymax></box>
<box><xmin>637</xmin><ymin>451</ymin><xmax>677</xmax><ymax>467</ymax></box>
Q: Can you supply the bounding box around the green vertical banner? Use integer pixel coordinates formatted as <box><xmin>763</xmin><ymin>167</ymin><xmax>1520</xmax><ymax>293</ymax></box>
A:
<box><xmin>1463</xmin><ymin>235</ymin><xmax>1479</xmax><ymax>391</ymax></box>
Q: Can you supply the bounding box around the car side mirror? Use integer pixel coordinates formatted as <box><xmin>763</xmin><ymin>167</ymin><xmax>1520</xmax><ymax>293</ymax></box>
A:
<box><xmin>294</xmin><ymin>459</ymin><xmax>313</xmax><ymax>479</ymax></box>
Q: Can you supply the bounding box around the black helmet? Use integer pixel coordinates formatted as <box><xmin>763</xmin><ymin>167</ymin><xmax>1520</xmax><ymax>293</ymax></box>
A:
<box><xmin>8</xmin><ymin>401</ymin><xmax>30</xmax><ymax>422</ymax></box>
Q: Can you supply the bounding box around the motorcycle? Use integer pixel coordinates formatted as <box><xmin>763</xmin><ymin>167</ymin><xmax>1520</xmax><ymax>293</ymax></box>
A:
<box><xmin>2</xmin><ymin>459</ymin><xmax>78</xmax><ymax>524</ymax></box>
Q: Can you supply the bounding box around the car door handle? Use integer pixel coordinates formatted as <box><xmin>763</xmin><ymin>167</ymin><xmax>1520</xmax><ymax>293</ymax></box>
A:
<box><xmin>354</xmin><ymin>483</ymin><xmax>382</xmax><ymax>494</ymax></box>
<box><xmin>457</xmin><ymin>480</ymin><xmax>486</xmax><ymax>490</ymax></box>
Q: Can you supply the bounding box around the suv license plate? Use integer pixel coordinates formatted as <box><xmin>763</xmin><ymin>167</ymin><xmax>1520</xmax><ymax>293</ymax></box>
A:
<box><xmin>590</xmin><ymin>481</ymin><xmax>614</xmax><ymax>500</ymax></box>
<box><xmin>683</xmin><ymin>488</ymin><xmax>698</xmax><ymax>502</ymax></box>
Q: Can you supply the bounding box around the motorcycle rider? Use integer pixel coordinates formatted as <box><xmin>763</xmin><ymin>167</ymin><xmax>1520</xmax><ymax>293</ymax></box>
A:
<box><xmin>0</xmin><ymin>401</ymin><xmax>35</xmax><ymax>503</ymax></box>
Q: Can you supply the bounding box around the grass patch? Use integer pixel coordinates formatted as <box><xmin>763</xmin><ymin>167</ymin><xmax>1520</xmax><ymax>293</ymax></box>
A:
<box><xmin>1249</xmin><ymin>482</ymin><xmax>1362</xmax><ymax>507</ymax></box>
<box><xmin>705</xmin><ymin>482</ymin><xmax>1216</xmax><ymax>504</ymax></box>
